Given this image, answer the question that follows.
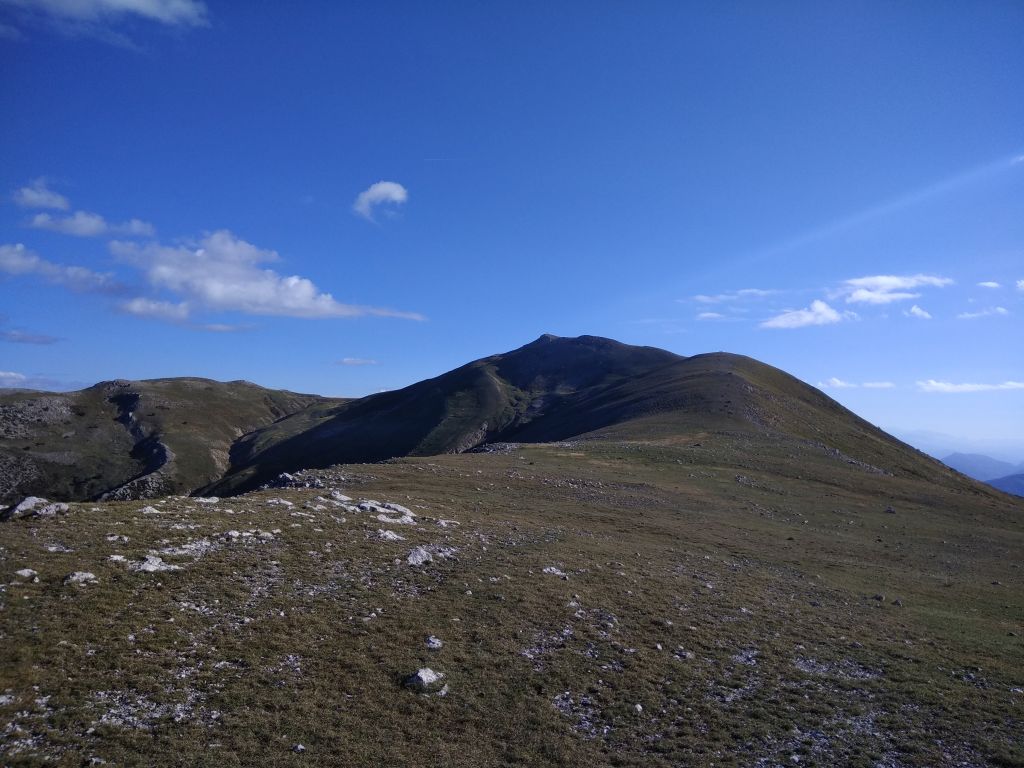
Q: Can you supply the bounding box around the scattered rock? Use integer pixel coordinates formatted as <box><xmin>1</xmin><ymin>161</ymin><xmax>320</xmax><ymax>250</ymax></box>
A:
<box><xmin>407</xmin><ymin>547</ymin><xmax>433</xmax><ymax>566</ymax></box>
<box><xmin>376</xmin><ymin>529</ymin><xmax>405</xmax><ymax>542</ymax></box>
<box><xmin>292</xmin><ymin>744</ymin><xmax>306</xmax><ymax>754</ymax></box>
<box><xmin>2</xmin><ymin>496</ymin><xmax>69</xmax><ymax>521</ymax></box>
<box><xmin>426</xmin><ymin>635</ymin><xmax>444</xmax><ymax>650</ymax></box>
<box><xmin>543</xmin><ymin>566</ymin><xmax>568</xmax><ymax>578</ymax></box>
<box><xmin>406</xmin><ymin>545</ymin><xmax>457</xmax><ymax>566</ymax></box>
<box><xmin>885</xmin><ymin>505</ymin><xmax>897</xmax><ymax>514</ymax></box>
<box><xmin>129</xmin><ymin>555</ymin><xmax>181</xmax><ymax>573</ymax></box>
<box><xmin>193</xmin><ymin>497</ymin><xmax>219</xmax><ymax>504</ymax></box>
<box><xmin>64</xmin><ymin>571</ymin><xmax>98</xmax><ymax>586</ymax></box>
<box><xmin>872</xmin><ymin>594</ymin><xmax>885</xmax><ymax>602</ymax></box>
<box><xmin>15</xmin><ymin>568</ymin><xmax>38</xmax><ymax>582</ymax></box>
<box><xmin>403</xmin><ymin>667</ymin><xmax>446</xmax><ymax>693</ymax></box>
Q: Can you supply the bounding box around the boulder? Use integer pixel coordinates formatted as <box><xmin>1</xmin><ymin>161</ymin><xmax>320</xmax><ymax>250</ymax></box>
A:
<box><xmin>403</xmin><ymin>667</ymin><xmax>445</xmax><ymax>693</ymax></box>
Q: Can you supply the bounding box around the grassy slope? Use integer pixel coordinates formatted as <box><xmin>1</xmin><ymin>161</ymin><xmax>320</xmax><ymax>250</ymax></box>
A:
<box><xmin>1</xmin><ymin>432</ymin><xmax>1021</xmax><ymax>767</ymax></box>
<box><xmin>0</xmin><ymin>379</ymin><xmax>331</xmax><ymax>505</ymax></box>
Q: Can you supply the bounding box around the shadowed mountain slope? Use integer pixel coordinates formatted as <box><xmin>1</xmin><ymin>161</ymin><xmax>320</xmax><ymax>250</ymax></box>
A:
<box><xmin>205</xmin><ymin>335</ymin><xmax>989</xmax><ymax>498</ymax></box>
<box><xmin>0</xmin><ymin>378</ymin><xmax>332</xmax><ymax>504</ymax></box>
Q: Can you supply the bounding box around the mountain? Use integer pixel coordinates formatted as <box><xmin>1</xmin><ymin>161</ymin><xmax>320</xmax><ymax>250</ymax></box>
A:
<box><xmin>205</xmin><ymin>334</ymin><xmax>973</xmax><ymax>496</ymax></box>
<box><xmin>0</xmin><ymin>378</ymin><xmax>332</xmax><ymax>505</ymax></box>
<box><xmin>989</xmin><ymin>472</ymin><xmax>1024</xmax><ymax>496</ymax></box>
<box><xmin>941</xmin><ymin>452</ymin><xmax>1024</xmax><ymax>481</ymax></box>
<box><xmin>0</xmin><ymin>334</ymin><xmax>1003</xmax><ymax>504</ymax></box>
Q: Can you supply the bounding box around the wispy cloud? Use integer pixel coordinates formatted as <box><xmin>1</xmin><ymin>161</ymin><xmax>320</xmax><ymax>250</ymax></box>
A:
<box><xmin>917</xmin><ymin>379</ymin><xmax>1024</xmax><ymax>393</ymax></box>
<box><xmin>819</xmin><ymin>377</ymin><xmax>896</xmax><ymax>390</ymax></box>
<box><xmin>0</xmin><ymin>329</ymin><xmax>61</xmax><ymax>345</ymax></box>
<box><xmin>0</xmin><ymin>371</ymin><xmax>27</xmax><ymax>386</ymax></box>
<box><xmin>0</xmin><ymin>243</ymin><xmax>122</xmax><ymax>293</ymax></box>
<box><xmin>840</xmin><ymin>274</ymin><xmax>953</xmax><ymax>304</ymax></box>
<box><xmin>691</xmin><ymin>288</ymin><xmax>775</xmax><ymax>304</ymax></box>
<box><xmin>761</xmin><ymin>300</ymin><xmax>850</xmax><ymax>329</ymax></box>
<box><xmin>31</xmin><ymin>211</ymin><xmax>154</xmax><ymax>238</ymax></box>
<box><xmin>696</xmin><ymin>312</ymin><xmax>725</xmax><ymax>321</ymax></box>
<box><xmin>0</xmin><ymin>0</ymin><xmax>208</xmax><ymax>43</ymax></box>
<box><xmin>111</xmin><ymin>230</ymin><xmax>424</xmax><ymax>322</ymax></box>
<box><xmin>977</xmin><ymin>281</ymin><xmax>1001</xmax><ymax>289</ymax></box>
<box><xmin>1017</xmin><ymin>279</ymin><xmax>1024</xmax><ymax>292</ymax></box>
<box><xmin>12</xmin><ymin>178</ymin><xmax>69</xmax><ymax>210</ymax></box>
<box><xmin>337</xmin><ymin>358</ymin><xmax>378</xmax><ymax>366</ymax></box>
<box><xmin>119</xmin><ymin>297</ymin><xmax>190</xmax><ymax>322</ymax></box>
<box><xmin>957</xmin><ymin>306</ymin><xmax>1009</xmax><ymax>320</ymax></box>
<box><xmin>819</xmin><ymin>377</ymin><xmax>856</xmax><ymax>388</ymax></box>
<box><xmin>904</xmin><ymin>304</ymin><xmax>932</xmax><ymax>320</ymax></box>
<box><xmin>353</xmin><ymin>181</ymin><xmax>408</xmax><ymax>222</ymax></box>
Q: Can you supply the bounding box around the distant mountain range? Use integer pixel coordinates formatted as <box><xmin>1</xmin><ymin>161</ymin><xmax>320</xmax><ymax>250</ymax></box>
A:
<box><xmin>938</xmin><ymin>452</ymin><xmax>1024</xmax><ymax>496</ymax></box>
<box><xmin>940</xmin><ymin>452</ymin><xmax>1024</xmax><ymax>481</ymax></box>
<box><xmin>0</xmin><ymin>334</ymin><xmax>1008</xmax><ymax>504</ymax></box>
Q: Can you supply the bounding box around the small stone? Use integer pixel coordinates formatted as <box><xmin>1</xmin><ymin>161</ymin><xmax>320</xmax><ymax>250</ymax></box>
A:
<box><xmin>403</xmin><ymin>667</ymin><xmax>445</xmax><ymax>693</ymax></box>
<box><xmin>15</xmin><ymin>568</ymin><xmax>38</xmax><ymax>580</ymax></box>
<box><xmin>542</xmin><ymin>566</ymin><xmax>568</xmax><ymax>578</ymax></box>
<box><xmin>426</xmin><ymin>635</ymin><xmax>444</xmax><ymax>650</ymax></box>
<box><xmin>64</xmin><ymin>571</ymin><xmax>97</xmax><ymax>586</ymax></box>
<box><xmin>292</xmin><ymin>744</ymin><xmax>305</xmax><ymax>753</ymax></box>
<box><xmin>634</xmin><ymin>703</ymin><xmax>643</xmax><ymax>713</ymax></box>
<box><xmin>407</xmin><ymin>546</ymin><xmax>433</xmax><ymax>566</ymax></box>
<box><xmin>872</xmin><ymin>594</ymin><xmax>885</xmax><ymax>602</ymax></box>
<box><xmin>884</xmin><ymin>506</ymin><xmax>896</xmax><ymax>514</ymax></box>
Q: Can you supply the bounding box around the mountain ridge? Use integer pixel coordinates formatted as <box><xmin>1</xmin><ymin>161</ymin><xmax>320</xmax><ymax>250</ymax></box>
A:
<box><xmin>0</xmin><ymin>334</ymin><xmax>1007</xmax><ymax>504</ymax></box>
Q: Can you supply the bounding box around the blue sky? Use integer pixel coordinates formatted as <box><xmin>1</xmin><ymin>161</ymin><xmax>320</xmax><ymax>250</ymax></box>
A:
<box><xmin>1</xmin><ymin>1</ymin><xmax>1022</xmax><ymax>458</ymax></box>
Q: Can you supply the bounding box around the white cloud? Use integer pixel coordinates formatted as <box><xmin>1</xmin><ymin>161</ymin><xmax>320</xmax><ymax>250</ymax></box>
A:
<box><xmin>13</xmin><ymin>178</ymin><xmax>69</xmax><ymax>210</ymax></box>
<box><xmin>31</xmin><ymin>210</ymin><xmax>107</xmax><ymax>236</ymax></box>
<box><xmin>820</xmin><ymin>377</ymin><xmax>856</xmax><ymax>388</ymax></box>
<box><xmin>761</xmin><ymin>300</ymin><xmax>845</xmax><ymax>329</ymax></box>
<box><xmin>691</xmin><ymin>288</ymin><xmax>774</xmax><ymax>304</ymax></box>
<box><xmin>957</xmin><ymin>306</ymin><xmax>1009</xmax><ymax>320</ymax></box>
<box><xmin>30</xmin><ymin>210</ymin><xmax>154</xmax><ymax>238</ymax></box>
<box><xmin>353</xmin><ymin>181</ymin><xmax>408</xmax><ymax>221</ymax></box>
<box><xmin>904</xmin><ymin>304</ymin><xmax>932</xmax><ymax>320</ymax></box>
<box><xmin>819</xmin><ymin>378</ymin><xmax>896</xmax><ymax>390</ymax></box>
<box><xmin>696</xmin><ymin>312</ymin><xmax>725</xmax><ymax>320</ymax></box>
<box><xmin>338</xmin><ymin>358</ymin><xmax>378</xmax><ymax>366</ymax></box>
<box><xmin>977</xmin><ymin>281</ymin><xmax>1001</xmax><ymax>289</ymax></box>
<box><xmin>1</xmin><ymin>0</ymin><xmax>207</xmax><ymax>26</ymax></box>
<box><xmin>0</xmin><ymin>371</ymin><xmax>28</xmax><ymax>385</ymax></box>
<box><xmin>0</xmin><ymin>243</ymin><xmax>121</xmax><ymax>293</ymax></box>
<box><xmin>917</xmin><ymin>379</ymin><xmax>1024</xmax><ymax>393</ymax></box>
<box><xmin>110</xmin><ymin>230</ymin><xmax>424</xmax><ymax>321</ymax></box>
<box><xmin>120</xmin><ymin>297</ymin><xmax>190</xmax><ymax>322</ymax></box>
<box><xmin>841</xmin><ymin>274</ymin><xmax>952</xmax><ymax>304</ymax></box>
<box><xmin>1017</xmin><ymin>279</ymin><xmax>1024</xmax><ymax>291</ymax></box>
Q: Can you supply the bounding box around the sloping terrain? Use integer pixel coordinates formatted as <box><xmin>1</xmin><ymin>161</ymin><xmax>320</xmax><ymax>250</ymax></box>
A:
<box><xmin>0</xmin><ymin>379</ymin><xmax>331</xmax><ymax>505</ymax></box>
<box><xmin>1</xmin><ymin>437</ymin><xmax>1021</xmax><ymax>766</ymax></box>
